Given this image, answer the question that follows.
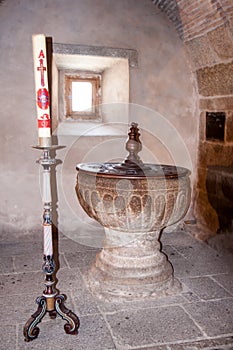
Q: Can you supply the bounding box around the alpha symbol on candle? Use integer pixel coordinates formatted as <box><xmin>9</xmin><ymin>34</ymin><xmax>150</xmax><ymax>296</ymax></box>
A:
<box><xmin>38</xmin><ymin>49</ymin><xmax>45</xmax><ymax>59</ymax></box>
<box><xmin>37</xmin><ymin>88</ymin><xmax>49</xmax><ymax>109</ymax></box>
<box><xmin>37</xmin><ymin>58</ymin><xmax>46</xmax><ymax>87</ymax></box>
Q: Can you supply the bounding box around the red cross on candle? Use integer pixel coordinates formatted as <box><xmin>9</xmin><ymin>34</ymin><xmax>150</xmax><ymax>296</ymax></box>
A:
<box><xmin>37</xmin><ymin>58</ymin><xmax>46</xmax><ymax>87</ymax></box>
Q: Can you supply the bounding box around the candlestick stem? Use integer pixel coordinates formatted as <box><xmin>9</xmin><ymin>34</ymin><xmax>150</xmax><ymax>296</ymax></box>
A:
<box><xmin>23</xmin><ymin>146</ymin><xmax>80</xmax><ymax>342</ymax></box>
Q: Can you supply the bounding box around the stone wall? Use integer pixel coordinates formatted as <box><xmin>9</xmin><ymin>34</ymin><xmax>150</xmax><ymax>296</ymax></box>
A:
<box><xmin>152</xmin><ymin>0</ymin><xmax>233</xmax><ymax>237</ymax></box>
<box><xmin>188</xmin><ymin>17</ymin><xmax>233</xmax><ymax>235</ymax></box>
<box><xmin>0</xmin><ymin>0</ymin><xmax>196</xmax><ymax>237</ymax></box>
<box><xmin>196</xmin><ymin>59</ymin><xmax>233</xmax><ymax>235</ymax></box>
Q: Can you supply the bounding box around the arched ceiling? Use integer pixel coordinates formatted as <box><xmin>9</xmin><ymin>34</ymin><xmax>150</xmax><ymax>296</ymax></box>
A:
<box><xmin>152</xmin><ymin>0</ymin><xmax>233</xmax><ymax>42</ymax></box>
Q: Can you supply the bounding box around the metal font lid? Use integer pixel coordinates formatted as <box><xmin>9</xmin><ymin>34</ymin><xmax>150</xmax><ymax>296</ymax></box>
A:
<box><xmin>77</xmin><ymin>123</ymin><xmax>189</xmax><ymax>178</ymax></box>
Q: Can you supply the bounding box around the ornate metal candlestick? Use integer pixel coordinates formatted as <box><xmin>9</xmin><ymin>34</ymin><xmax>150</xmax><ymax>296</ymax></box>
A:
<box><xmin>23</xmin><ymin>146</ymin><xmax>80</xmax><ymax>342</ymax></box>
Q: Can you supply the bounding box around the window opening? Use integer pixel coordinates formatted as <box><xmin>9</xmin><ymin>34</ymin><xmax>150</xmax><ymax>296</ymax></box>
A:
<box><xmin>64</xmin><ymin>73</ymin><xmax>101</xmax><ymax>121</ymax></box>
<box><xmin>72</xmin><ymin>81</ymin><xmax>92</xmax><ymax>112</ymax></box>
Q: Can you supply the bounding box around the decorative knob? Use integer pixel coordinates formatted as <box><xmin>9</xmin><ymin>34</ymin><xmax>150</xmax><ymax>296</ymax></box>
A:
<box><xmin>125</xmin><ymin>122</ymin><xmax>142</xmax><ymax>165</ymax></box>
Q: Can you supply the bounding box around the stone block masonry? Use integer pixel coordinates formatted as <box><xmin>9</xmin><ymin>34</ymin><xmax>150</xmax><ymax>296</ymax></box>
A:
<box><xmin>196</xmin><ymin>61</ymin><xmax>233</xmax><ymax>96</ymax></box>
<box><xmin>152</xmin><ymin>0</ymin><xmax>233</xmax><ymax>42</ymax></box>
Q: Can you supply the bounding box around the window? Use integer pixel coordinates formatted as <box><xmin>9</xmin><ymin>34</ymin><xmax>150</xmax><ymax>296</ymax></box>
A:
<box><xmin>52</xmin><ymin>43</ymin><xmax>138</xmax><ymax>135</ymax></box>
<box><xmin>64</xmin><ymin>72</ymin><xmax>101</xmax><ymax>121</ymax></box>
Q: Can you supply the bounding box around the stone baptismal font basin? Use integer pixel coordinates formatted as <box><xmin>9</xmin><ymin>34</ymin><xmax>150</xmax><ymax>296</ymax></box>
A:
<box><xmin>76</xmin><ymin>123</ymin><xmax>191</xmax><ymax>301</ymax></box>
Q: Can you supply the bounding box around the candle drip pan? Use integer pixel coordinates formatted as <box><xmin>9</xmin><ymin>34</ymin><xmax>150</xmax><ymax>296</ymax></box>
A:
<box><xmin>75</xmin><ymin>123</ymin><xmax>191</xmax><ymax>301</ymax></box>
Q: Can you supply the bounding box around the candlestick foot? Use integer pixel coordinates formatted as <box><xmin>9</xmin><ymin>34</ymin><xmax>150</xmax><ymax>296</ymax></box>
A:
<box><xmin>23</xmin><ymin>294</ymin><xmax>80</xmax><ymax>341</ymax></box>
<box><xmin>55</xmin><ymin>294</ymin><xmax>80</xmax><ymax>335</ymax></box>
<box><xmin>49</xmin><ymin>310</ymin><xmax>57</xmax><ymax>319</ymax></box>
<box><xmin>23</xmin><ymin>296</ymin><xmax>47</xmax><ymax>342</ymax></box>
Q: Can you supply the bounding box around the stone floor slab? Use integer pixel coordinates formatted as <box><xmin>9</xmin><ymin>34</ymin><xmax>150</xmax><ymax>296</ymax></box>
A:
<box><xmin>0</xmin><ymin>293</ymin><xmax>42</xmax><ymax>325</ymax></box>
<box><xmin>172</xmin><ymin>241</ymin><xmax>215</xmax><ymax>260</ymax></box>
<box><xmin>71</xmin><ymin>288</ymin><xmax>100</xmax><ymax>316</ymax></box>
<box><xmin>168</xmin><ymin>335</ymin><xmax>233</xmax><ymax>349</ymax></box>
<box><xmin>0</xmin><ymin>325</ymin><xmax>17</xmax><ymax>350</ymax></box>
<box><xmin>0</xmin><ymin>256</ymin><xmax>14</xmax><ymax>273</ymax></box>
<box><xmin>169</xmin><ymin>253</ymin><xmax>232</xmax><ymax>277</ymax></box>
<box><xmin>180</xmin><ymin>276</ymin><xmax>232</xmax><ymax>300</ymax></box>
<box><xmin>13</xmin><ymin>252</ymin><xmax>68</xmax><ymax>273</ymax></box>
<box><xmin>0</xmin><ymin>230</ymin><xmax>67</xmax><ymax>244</ymax></box>
<box><xmin>0</xmin><ymin>230</ymin><xmax>43</xmax><ymax>243</ymax></box>
<box><xmin>163</xmin><ymin>245</ymin><xmax>184</xmax><ymax>260</ymax></box>
<box><xmin>132</xmin><ymin>345</ymin><xmax>168</xmax><ymax>350</ymax></box>
<box><xmin>0</xmin><ymin>271</ymin><xmax>43</xmax><ymax>296</ymax></box>
<box><xmin>181</xmin><ymin>290</ymin><xmax>201</xmax><ymax>303</ymax></box>
<box><xmin>59</xmin><ymin>237</ymin><xmax>100</xmax><ymax>253</ymax></box>
<box><xmin>55</xmin><ymin>266</ymin><xmax>87</xmax><ymax>293</ymax></box>
<box><xmin>173</xmin><ymin>244</ymin><xmax>233</xmax><ymax>273</ymax></box>
<box><xmin>161</xmin><ymin>231</ymin><xmax>197</xmax><ymax>248</ymax></box>
<box><xmin>17</xmin><ymin>314</ymin><xmax>116</xmax><ymax>350</ymax></box>
<box><xmin>0</xmin><ymin>241</ymin><xmax>43</xmax><ymax>257</ymax></box>
<box><xmin>64</xmin><ymin>250</ymin><xmax>98</xmax><ymax>274</ymax></box>
<box><xmin>105</xmin><ymin>305</ymin><xmax>204</xmax><ymax>348</ymax></box>
<box><xmin>183</xmin><ymin>299</ymin><xmax>233</xmax><ymax>337</ymax></box>
<box><xmin>97</xmin><ymin>294</ymin><xmax>187</xmax><ymax>314</ymax></box>
<box><xmin>211</xmin><ymin>274</ymin><xmax>233</xmax><ymax>296</ymax></box>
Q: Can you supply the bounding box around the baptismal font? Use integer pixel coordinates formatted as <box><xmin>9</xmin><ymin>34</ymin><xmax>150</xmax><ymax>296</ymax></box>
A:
<box><xmin>76</xmin><ymin>123</ymin><xmax>191</xmax><ymax>301</ymax></box>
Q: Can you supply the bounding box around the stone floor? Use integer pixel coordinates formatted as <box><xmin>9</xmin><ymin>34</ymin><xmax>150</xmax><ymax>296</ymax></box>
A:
<box><xmin>0</xmin><ymin>227</ymin><xmax>233</xmax><ymax>350</ymax></box>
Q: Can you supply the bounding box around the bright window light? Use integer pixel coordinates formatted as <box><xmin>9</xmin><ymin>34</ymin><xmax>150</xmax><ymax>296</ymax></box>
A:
<box><xmin>64</xmin><ymin>73</ymin><xmax>101</xmax><ymax>120</ymax></box>
<box><xmin>72</xmin><ymin>81</ymin><xmax>92</xmax><ymax>112</ymax></box>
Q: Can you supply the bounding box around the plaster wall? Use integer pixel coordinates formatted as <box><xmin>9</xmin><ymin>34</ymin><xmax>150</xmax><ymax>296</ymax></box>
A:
<box><xmin>0</xmin><ymin>0</ymin><xmax>198</xmax><ymax>240</ymax></box>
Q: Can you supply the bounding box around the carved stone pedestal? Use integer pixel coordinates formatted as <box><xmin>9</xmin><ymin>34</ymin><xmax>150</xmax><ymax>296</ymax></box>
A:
<box><xmin>87</xmin><ymin>229</ymin><xmax>181</xmax><ymax>301</ymax></box>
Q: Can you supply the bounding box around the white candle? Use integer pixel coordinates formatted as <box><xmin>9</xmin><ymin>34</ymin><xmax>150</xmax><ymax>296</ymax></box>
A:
<box><xmin>32</xmin><ymin>34</ymin><xmax>52</xmax><ymax>147</ymax></box>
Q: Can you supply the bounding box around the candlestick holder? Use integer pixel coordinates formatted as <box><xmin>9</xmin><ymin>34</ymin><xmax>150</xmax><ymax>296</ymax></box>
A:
<box><xmin>23</xmin><ymin>145</ymin><xmax>80</xmax><ymax>342</ymax></box>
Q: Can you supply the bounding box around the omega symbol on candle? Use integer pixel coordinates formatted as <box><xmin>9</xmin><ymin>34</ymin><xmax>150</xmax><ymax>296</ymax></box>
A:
<box><xmin>38</xmin><ymin>114</ymin><xmax>51</xmax><ymax>128</ymax></box>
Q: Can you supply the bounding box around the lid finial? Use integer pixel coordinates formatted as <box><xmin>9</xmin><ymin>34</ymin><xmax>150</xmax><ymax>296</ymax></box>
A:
<box><xmin>125</xmin><ymin>122</ymin><xmax>142</xmax><ymax>166</ymax></box>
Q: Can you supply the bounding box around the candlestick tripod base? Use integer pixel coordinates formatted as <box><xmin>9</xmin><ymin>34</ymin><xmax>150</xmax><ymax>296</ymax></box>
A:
<box><xmin>23</xmin><ymin>293</ymin><xmax>80</xmax><ymax>342</ymax></box>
